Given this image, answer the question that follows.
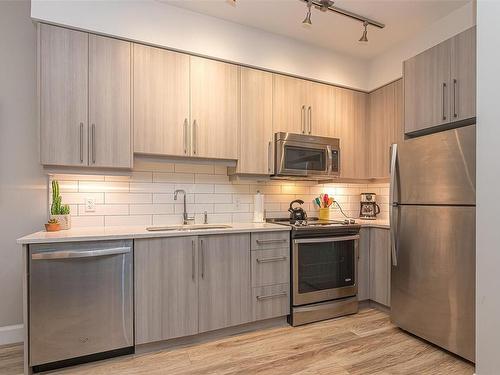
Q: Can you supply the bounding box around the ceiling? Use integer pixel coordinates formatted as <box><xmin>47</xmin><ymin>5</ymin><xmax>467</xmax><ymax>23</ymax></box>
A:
<box><xmin>160</xmin><ymin>0</ymin><xmax>469</xmax><ymax>60</ymax></box>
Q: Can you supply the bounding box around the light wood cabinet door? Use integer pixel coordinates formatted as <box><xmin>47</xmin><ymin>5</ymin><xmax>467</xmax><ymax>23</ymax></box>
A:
<box><xmin>358</xmin><ymin>228</ymin><xmax>370</xmax><ymax>301</ymax></box>
<box><xmin>369</xmin><ymin>228</ymin><xmax>391</xmax><ymax>307</ymax></box>
<box><xmin>134</xmin><ymin>237</ymin><xmax>199</xmax><ymax>344</ymax></box>
<box><xmin>273</xmin><ymin>74</ymin><xmax>308</xmax><ymax>135</ymax></box>
<box><xmin>190</xmin><ymin>57</ymin><xmax>239</xmax><ymax>160</ymax></box>
<box><xmin>198</xmin><ymin>234</ymin><xmax>252</xmax><ymax>333</ymax></box>
<box><xmin>89</xmin><ymin>35</ymin><xmax>132</xmax><ymax>168</ymax></box>
<box><xmin>237</xmin><ymin>67</ymin><xmax>273</xmax><ymax>174</ymax></box>
<box><xmin>404</xmin><ymin>40</ymin><xmax>451</xmax><ymax>134</ymax></box>
<box><xmin>133</xmin><ymin>44</ymin><xmax>190</xmax><ymax>157</ymax></box>
<box><xmin>40</xmin><ymin>24</ymin><xmax>89</xmax><ymax>167</ymax></box>
<box><xmin>306</xmin><ymin>81</ymin><xmax>335</xmax><ymax>137</ymax></box>
<box><xmin>450</xmin><ymin>26</ymin><xmax>476</xmax><ymax>122</ymax></box>
<box><xmin>334</xmin><ymin>87</ymin><xmax>367</xmax><ymax>179</ymax></box>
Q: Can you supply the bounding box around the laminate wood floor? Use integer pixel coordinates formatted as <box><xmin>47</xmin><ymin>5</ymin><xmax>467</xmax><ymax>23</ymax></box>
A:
<box><xmin>0</xmin><ymin>308</ymin><xmax>474</xmax><ymax>375</ymax></box>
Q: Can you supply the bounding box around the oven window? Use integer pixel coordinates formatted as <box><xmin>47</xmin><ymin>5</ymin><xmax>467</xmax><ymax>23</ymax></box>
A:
<box><xmin>297</xmin><ymin>240</ymin><xmax>355</xmax><ymax>293</ymax></box>
<box><xmin>284</xmin><ymin>146</ymin><xmax>326</xmax><ymax>171</ymax></box>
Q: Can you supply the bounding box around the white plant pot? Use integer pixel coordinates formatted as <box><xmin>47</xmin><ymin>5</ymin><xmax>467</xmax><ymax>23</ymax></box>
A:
<box><xmin>51</xmin><ymin>214</ymin><xmax>71</xmax><ymax>230</ymax></box>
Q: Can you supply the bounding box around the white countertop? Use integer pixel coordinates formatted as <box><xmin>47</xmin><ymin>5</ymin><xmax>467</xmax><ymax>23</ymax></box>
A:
<box><xmin>17</xmin><ymin>222</ymin><xmax>291</xmax><ymax>245</ymax></box>
<box><xmin>356</xmin><ymin>219</ymin><xmax>390</xmax><ymax>229</ymax></box>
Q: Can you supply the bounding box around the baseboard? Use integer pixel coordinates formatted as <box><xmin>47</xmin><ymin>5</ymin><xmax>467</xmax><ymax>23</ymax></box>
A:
<box><xmin>0</xmin><ymin>324</ymin><xmax>24</xmax><ymax>345</ymax></box>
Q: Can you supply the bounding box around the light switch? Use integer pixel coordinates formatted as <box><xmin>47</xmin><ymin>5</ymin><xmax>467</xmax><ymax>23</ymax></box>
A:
<box><xmin>85</xmin><ymin>198</ymin><xmax>96</xmax><ymax>212</ymax></box>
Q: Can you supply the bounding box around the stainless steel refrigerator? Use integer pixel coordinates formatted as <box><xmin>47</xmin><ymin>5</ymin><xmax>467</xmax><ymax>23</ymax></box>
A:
<box><xmin>390</xmin><ymin>124</ymin><xmax>475</xmax><ymax>362</ymax></box>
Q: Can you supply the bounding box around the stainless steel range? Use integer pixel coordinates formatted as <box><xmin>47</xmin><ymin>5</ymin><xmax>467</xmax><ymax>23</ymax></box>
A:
<box><xmin>268</xmin><ymin>217</ymin><xmax>361</xmax><ymax>326</ymax></box>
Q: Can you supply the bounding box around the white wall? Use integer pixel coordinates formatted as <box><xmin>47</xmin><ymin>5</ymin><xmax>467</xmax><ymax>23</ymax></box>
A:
<box><xmin>0</xmin><ymin>0</ymin><xmax>46</xmax><ymax>339</ymax></box>
<box><xmin>30</xmin><ymin>0</ymin><xmax>370</xmax><ymax>91</ymax></box>
<box><xmin>367</xmin><ymin>1</ymin><xmax>476</xmax><ymax>90</ymax></box>
<box><xmin>476</xmin><ymin>1</ymin><xmax>500</xmax><ymax>373</ymax></box>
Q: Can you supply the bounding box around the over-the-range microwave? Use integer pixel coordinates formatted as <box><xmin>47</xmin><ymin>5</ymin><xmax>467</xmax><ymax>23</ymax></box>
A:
<box><xmin>272</xmin><ymin>132</ymin><xmax>340</xmax><ymax>179</ymax></box>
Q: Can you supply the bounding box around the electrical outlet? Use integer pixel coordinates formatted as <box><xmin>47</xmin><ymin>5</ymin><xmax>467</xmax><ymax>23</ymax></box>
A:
<box><xmin>234</xmin><ymin>197</ymin><xmax>241</xmax><ymax>209</ymax></box>
<box><xmin>85</xmin><ymin>198</ymin><xmax>96</xmax><ymax>212</ymax></box>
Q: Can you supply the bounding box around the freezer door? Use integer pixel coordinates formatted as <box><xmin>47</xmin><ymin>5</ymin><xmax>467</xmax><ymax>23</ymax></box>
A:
<box><xmin>396</xmin><ymin>124</ymin><xmax>475</xmax><ymax>205</ymax></box>
<box><xmin>391</xmin><ymin>205</ymin><xmax>475</xmax><ymax>362</ymax></box>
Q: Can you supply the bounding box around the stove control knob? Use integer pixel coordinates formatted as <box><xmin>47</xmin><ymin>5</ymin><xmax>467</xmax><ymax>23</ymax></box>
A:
<box><xmin>349</xmin><ymin>219</ymin><xmax>356</xmax><ymax>224</ymax></box>
<box><xmin>343</xmin><ymin>219</ymin><xmax>349</xmax><ymax>225</ymax></box>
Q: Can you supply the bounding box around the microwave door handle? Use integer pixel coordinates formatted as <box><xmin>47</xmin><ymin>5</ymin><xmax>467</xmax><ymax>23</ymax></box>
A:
<box><xmin>326</xmin><ymin>146</ymin><xmax>333</xmax><ymax>174</ymax></box>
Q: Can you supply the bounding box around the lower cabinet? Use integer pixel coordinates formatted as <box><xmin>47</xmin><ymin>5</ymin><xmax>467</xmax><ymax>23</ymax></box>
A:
<box><xmin>369</xmin><ymin>228</ymin><xmax>391</xmax><ymax>307</ymax></box>
<box><xmin>357</xmin><ymin>228</ymin><xmax>370</xmax><ymax>301</ymax></box>
<box><xmin>135</xmin><ymin>231</ymin><xmax>290</xmax><ymax>345</ymax></box>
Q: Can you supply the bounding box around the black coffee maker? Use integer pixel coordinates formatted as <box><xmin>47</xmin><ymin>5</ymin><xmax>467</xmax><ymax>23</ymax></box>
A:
<box><xmin>288</xmin><ymin>199</ymin><xmax>308</xmax><ymax>222</ymax></box>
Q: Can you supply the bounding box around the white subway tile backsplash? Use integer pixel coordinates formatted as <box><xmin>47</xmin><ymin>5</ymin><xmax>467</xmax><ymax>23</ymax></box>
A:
<box><xmin>49</xmin><ymin>162</ymin><xmax>388</xmax><ymax>228</ymax></box>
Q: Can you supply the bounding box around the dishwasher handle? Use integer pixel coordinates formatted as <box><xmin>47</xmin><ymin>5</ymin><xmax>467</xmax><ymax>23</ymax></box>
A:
<box><xmin>31</xmin><ymin>247</ymin><xmax>131</xmax><ymax>260</ymax></box>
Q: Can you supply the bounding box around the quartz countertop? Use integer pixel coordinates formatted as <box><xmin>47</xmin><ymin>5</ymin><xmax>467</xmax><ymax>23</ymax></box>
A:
<box><xmin>357</xmin><ymin>219</ymin><xmax>390</xmax><ymax>229</ymax></box>
<box><xmin>17</xmin><ymin>222</ymin><xmax>291</xmax><ymax>245</ymax></box>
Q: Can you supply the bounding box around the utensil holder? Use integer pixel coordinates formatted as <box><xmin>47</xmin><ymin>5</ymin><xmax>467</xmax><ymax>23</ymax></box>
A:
<box><xmin>319</xmin><ymin>208</ymin><xmax>330</xmax><ymax>221</ymax></box>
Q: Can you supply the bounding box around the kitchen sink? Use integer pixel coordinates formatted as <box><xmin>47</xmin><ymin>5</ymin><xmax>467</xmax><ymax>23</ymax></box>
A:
<box><xmin>146</xmin><ymin>224</ymin><xmax>233</xmax><ymax>232</ymax></box>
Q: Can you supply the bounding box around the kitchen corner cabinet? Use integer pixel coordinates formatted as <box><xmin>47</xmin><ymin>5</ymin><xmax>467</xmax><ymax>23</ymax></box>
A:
<box><xmin>369</xmin><ymin>228</ymin><xmax>391</xmax><ymax>307</ymax></box>
<box><xmin>404</xmin><ymin>26</ymin><xmax>476</xmax><ymax>134</ymax></box>
<box><xmin>133</xmin><ymin>44</ymin><xmax>190</xmax><ymax>157</ymax></box>
<box><xmin>190</xmin><ymin>57</ymin><xmax>240</xmax><ymax>160</ymax></box>
<box><xmin>39</xmin><ymin>24</ymin><xmax>132</xmax><ymax>168</ymax></box>
<box><xmin>237</xmin><ymin>67</ymin><xmax>273</xmax><ymax>174</ymax></box>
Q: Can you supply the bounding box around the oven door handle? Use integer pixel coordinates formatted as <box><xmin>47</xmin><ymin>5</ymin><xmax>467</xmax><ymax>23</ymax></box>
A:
<box><xmin>294</xmin><ymin>235</ymin><xmax>359</xmax><ymax>244</ymax></box>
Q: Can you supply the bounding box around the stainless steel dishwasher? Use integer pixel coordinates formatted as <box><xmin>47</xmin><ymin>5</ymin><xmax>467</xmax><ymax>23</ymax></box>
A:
<box><xmin>29</xmin><ymin>240</ymin><xmax>133</xmax><ymax>371</ymax></box>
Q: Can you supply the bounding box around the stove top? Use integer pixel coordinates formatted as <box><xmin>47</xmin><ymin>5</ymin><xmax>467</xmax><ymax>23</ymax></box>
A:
<box><xmin>266</xmin><ymin>217</ymin><xmax>361</xmax><ymax>237</ymax></box>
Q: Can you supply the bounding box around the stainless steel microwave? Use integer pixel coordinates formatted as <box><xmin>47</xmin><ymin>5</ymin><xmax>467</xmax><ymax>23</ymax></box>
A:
<box><xmin>273</xmin><ymin>132</ymin><xmax>340</xmax><ymax>179</ymax></box>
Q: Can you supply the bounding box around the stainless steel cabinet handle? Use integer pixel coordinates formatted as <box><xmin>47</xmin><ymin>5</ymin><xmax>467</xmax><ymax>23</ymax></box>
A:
<box><xmin>79</xmin><ymin>122</ymin><xmax>84</xmax><ymax>163</ymax></box>
<box><xmin>256</xmin><ymin>292</ymin><xmax>287</xmax><ymax>301</ymax></box>
<box><xmin>256</xmin><ymin>256</ymin><xmax>287</xmax><ymax>263</ymax></box>
<box><xmin>267</xmin><ymin>140</ymin><xmax>272</xmax><ymax>174</ymax></box>
<box><xmin>200</xmin><ymin>239</ymin><xmax>204</xmax><ymax>279</ymax></box>
<box><xmin>256</xmin><ymin>239</ymin><xmax>287</xmax><ymax>245</ymax></box>
<box><xmin>32</xmin><ymin>247</ymin><xmax>131</xmax><ymax>260</ymax></box>
<box><xmin>193</xmin><ymin>120</ymin><xmax>197</xmax><ymax>155</ymax></box>
<box><xmin>453</xmin><ymin>79</ymin><xmax>458</xmax><ymax>118</ymax></box>
<box><xmin>442</xmin><ymin>82</ymin><xmax>447</xmax><ymax>121</ymax></box>
<box><xmin>308</xmin><ymin>106</ymin><xmax>312</xmax><ymax>134</ymax></box>
<box><xmin>91</xmin><ymin>123</ymin><xmax>96</xmax><ymax>164</ymax></box>
<box><xmin>192</xmin><ymin>239</ymin><xmax>196</xmax><ymax>281</ymax></box>
<box><xmin>389</xmin><ymin>143</ymin><xmax>398</xmax><ymax>267</ymax></box>
<box><xmin>184</xmin><ymin>118</ymin><xmax>188</xmax><ymax>155</ymax></box>
<box><xmin>301</xmin><ymin>105</ymin><xmax>305</xmax><ymax>134</ymax></box>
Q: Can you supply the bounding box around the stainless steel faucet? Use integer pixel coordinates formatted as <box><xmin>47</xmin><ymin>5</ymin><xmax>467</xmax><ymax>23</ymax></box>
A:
<box><xmin>174</xmin><ymin>189</ymin><xmax>195</xmax><ymax>225</ymax></box>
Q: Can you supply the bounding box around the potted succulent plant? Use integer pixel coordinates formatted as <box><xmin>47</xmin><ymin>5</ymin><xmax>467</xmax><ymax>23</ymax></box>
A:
<box><xmin>45</xmin><ymin>218</ymin><xmax>60</xmax><ymax>232</ymax></box>
<box><xmin>50</xmin><ymin>180</ymin><xmax>71</xmax><ymax>230</ymax></box>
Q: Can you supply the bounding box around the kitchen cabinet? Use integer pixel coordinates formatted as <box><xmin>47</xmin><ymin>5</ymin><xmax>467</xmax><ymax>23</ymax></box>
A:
<box><xmin>369</xmin><ymin>228</ymin><xmax>391</xmax><ymax>307</ymax></box>
<box><xmin>334</xmin><ymin>87</ymin><xmax>367</xmax><ymax>179</ymax></box>
<box><xmin>133</xmin><ymin>44</ymin><xmax>190</xmax><ymax>157</ymax></box>
<box><xmin>366</xmin><ymin>79</ymin><xmax>402</xmax><ymax>178</ymax></box>
<box><xmin>190</xmin><ymin>56</ymin><xmax>240</xmax><ymax>160</ymax></box>
<box><xmin>39</xmin><ymin>24</ymin><xmax>132</xmax><ymax>168</ymax></box>
<box><xmin>39</xmin><ymin>24</ymin><xmax>89</xmax><ymax>167</ymax></box>
<box><xmin>357</xmin><ymin>228</ymin><xmax>370</xmax><ymax>301</ymax></box>
<box><xmin>134</xmin><ymin>237</ymin><xmax>199</xmax><ymax>344</ymax></box>
<box><xmin>89</xmin><ymin>35</ymin><xmax>132</xmax><ymax>168</ymax></box>
<box><xmin>404</xmin><ymin>26</ymin><xmax>476</xmax><ymax>134</ymax></box>
<box><xmin>198</xmin><ymin>234</ymin><xmax>252</xmax><ymax>332</ymax></box>
<box><xmin>307</xmin><ymin>81</ymin><xmax>335</xmax><ymax>137</ymax></box>
<box><xmin>237</xmin><ymin>67</ymin><xmax>274</xmax><ymax>174</ymax></box>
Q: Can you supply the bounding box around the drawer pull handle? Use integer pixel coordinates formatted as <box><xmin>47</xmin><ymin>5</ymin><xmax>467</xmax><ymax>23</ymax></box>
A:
<box><xmin>256</xmin><ymin>256</ymin><xmax>287</xmax><ymax>263</ymax></box>
<box><xmin>256</xmin><ymin>239</ymin><xmax>287</xmax><ymax>245</ymax></box>
<box><xmin>256</xmin><ymin>292</ymin><xmax>287</xmax><ymax>301</ymax></box>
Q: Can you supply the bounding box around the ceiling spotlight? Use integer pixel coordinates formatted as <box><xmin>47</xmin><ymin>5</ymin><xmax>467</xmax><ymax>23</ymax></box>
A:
<box><xmin>359</xmin><ymin>21</ymin><xmax>368</xmax><ymax>42</ymax></box>
<box><xmin>319</xmin><ymin>0</ymin><xmax>333</xmax><ymax>12</ymax></box>
<box><xmin>302</xmin><ymin>0</ymin><xmax>313</xmax><ymax>26</ymax></box>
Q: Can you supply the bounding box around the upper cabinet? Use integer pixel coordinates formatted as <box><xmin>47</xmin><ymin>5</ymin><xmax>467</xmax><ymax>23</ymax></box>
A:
<box><xmin>133</xmin><ymin>44</ymin><xmax>190</xmax><ymax>157</ymax></box>
<box><xmin>237</xmin><ymin>67</ymin><xmax>274</xmax><ymax>175</ymax></box>
<box><xmin>307</xmin><ymin>81</ymin><xmax>336</xmax><ymax>137</ymax></box>
<box><xmin>190</xmin><ymin>57</ymin><xmax>240</xmax><ymax>160</ymax></box>
<box><xmin>367</xmin><ymin>79</ymin><xmax>402</xmax><ymax>179</ymax></box>
<box><xmin>404</xmin><ymin>26</ymin><xmax>476</xmax><ymax>135</ymax></box>
<box><xmin>39</xmin><ymin>24</ymin><xmax>132</xmax><ymax>169</ymax></box>
<box><xmin>40</xmin><ymin>25</ymin><xmax>89</xmax><ymax>167</ymax></box>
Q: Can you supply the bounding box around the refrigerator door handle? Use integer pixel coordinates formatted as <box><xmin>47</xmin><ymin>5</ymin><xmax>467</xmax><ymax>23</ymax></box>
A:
<box><xmin>389</xmin><ymin>143</ymin><xmax>398</xmax><ymax>267</ymax></box>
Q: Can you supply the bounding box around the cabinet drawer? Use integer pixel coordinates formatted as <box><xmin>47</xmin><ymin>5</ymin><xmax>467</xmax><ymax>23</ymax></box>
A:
<box><xmin>251</xmin><ymin>231</ymin><xmax>289</xmax><ymax>250</ymax></box>
<box><xmin>251</xmin><ymin>248</ymin><xmax>289</xmax><ymax>287</ymax></box>
<box><xmin>252</xmin><ymin>284</ymin><xmax>290</xmax><ymax>321</ymax></box>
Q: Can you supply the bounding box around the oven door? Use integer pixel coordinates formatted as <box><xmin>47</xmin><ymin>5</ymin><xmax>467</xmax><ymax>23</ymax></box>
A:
<box><xmin>293</xmin><ymin>235</ymin><xmax>358</xmax><ymax>306</ymax></box>
<box><xmin>275</xmin><ymin>139</ymin><xmax>335</xmax><ymax>177</ymax></box>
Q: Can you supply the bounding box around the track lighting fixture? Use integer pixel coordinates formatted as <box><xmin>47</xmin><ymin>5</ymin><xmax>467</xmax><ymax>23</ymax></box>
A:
<box><xmin>318</xmin><ymin>0</ymin><xmax>334</xmax><ymax>12</ymax></box>
<box><xmin>302</xmin><ymin>0</ymin><xmax>313</xmax><ymax>26</ymax></box>
<box><xmin>359</xmin><ymin>21</ymin><xmax>368</xmax><ymax>42</ymax></box>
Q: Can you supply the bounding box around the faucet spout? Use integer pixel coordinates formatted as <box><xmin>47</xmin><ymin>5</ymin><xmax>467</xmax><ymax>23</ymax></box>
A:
<box><xmin>174</xmin><ymin>189</ymin><xmax>194</xmax><ymax>225</ymax></box>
